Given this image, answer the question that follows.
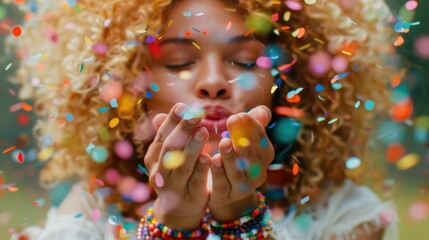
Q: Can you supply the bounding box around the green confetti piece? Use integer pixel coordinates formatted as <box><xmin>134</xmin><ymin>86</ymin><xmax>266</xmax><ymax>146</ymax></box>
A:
<box><xmin>5</xmin><ymin>63</ymin><xmax>12</xmax><ymax>71</ymax></box>
<box><xmin>79</xmin><ymin>63</ymin><xmax>84</xmax><ymax>72</ymax></box>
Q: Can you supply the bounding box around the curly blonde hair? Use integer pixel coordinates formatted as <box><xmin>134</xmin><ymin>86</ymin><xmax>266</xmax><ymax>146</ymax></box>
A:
<box><xmin>11</xmin><ymin>0</ymin><xmax>398</xmax><ymax>218</ymax></box>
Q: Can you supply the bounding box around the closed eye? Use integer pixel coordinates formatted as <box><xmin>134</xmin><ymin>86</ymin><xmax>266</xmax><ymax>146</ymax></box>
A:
<box><xmin>229</xmin><ymin>60</ymin><xmax>256</xmax><ymax>69</ymax></box>
<box><xmin>165</xmin><ymin>62</ymin><xmax>195</xmax><ymax>70</ymax></box>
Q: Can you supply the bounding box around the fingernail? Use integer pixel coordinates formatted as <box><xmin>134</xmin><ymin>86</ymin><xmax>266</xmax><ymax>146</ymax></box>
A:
<box><xmin>225</xmin><ymin>144</ymin><xmax>233</xmax><ymax>153</ymax></box>
<box><xmin>228</xmin><ymin>115</ymin><xmax>239</xmax><ymax>127</ymax></box>
<box><xmin>195</xmin><ymin>128</ymin><xmax>205</xmax><ymax>141</ymax></box>
<box><xmin>199</xmin><ymin>155</ymin><xmax>208</xmax><ymax>164</ymax></box>
<box><xmin>214</xmin><ymin>160</ymin><xmax>222</xmax><ymax>168</ymax></box>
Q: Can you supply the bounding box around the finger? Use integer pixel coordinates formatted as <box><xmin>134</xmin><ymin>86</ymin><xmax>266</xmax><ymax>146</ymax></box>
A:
<box><xmin>152</xmin><ymin>113</ymin><xmax>168</xmax><ymax>131</ymax></box>
<box><xmin>218</xmin><ymin>137</ymin><xmax>246</xmax><ymax>184</ymax></box>
<box><xmin>247</xmin><ymin>105</ymin><xmax>272</xmax><ymax>127</ymax></box>
<box><xmin>162</xmin><ymin>109</ymin><xmax>202</xmax><ymax>151</ymax></box>
<box><xmin>172</xmin><ymin>127</ymin><xmax>209</xmax><ymax>181</ymax></box>
<box><xmin>153</xmin><ymin>102</ymin><xmax>187</xmax><ymax>144</ymax></box>
<box><xmin>209</xmin><ymin>153</ymin><xmax>231</xmax><ymax>202</ymax></box>
<box><xmin>187</xmin><ymin>153</ymin><xmax>210</xmax><ymax>199</ymax></box>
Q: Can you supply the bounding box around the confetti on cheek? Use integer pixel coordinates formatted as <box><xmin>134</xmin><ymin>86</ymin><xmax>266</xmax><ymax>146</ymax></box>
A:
<box><xmin>179</xmin><ymin>70</ymin><xmax>192</xmax><ymax>80</ymax></box>
<box><xmin>155</xmin><ymin>173</ymin><xmax>164</xmax><ymax>187</ymax></box>
<box><xmin>12</xmin><ymin>26</ymin><xmax>22</xmax><ymax>37</ymax></box>
<box><xmin>192</xmin><ymin>41</ymin><xmax>201</xmax><ymax>50</ymax></box>
<box><xmin>396</xmin><ymin>153</ymin><xmax>419</xmax><ymax>170</ymax></box>
<box><xmin>226</xmin><ymin>21</ymin><xmax>232</xmax><ymax>31</ymax></box>
<box><xmin>300</xmin><ymin>195</ymin><xmax>310</xmax><ymax>205</ymax></box>
<box><xmin>256</xmin><ymin>56</ymin><xmax>272</xmax><ymax>69</ymax></box>
<box><xmin>92</xmin><ymin>208</ymin><xmax>101</xmax><ymax>221</ymax></box>
<box><xmin>183</xmin><ymin>11</ymin><xmax>192</xmax><ymax>17</ymax></box>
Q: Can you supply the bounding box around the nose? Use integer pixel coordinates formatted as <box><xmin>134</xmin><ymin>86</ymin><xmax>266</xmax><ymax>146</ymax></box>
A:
<box><xmin>194</xmin><ymin>55</ymin><xmax>231</xmax><ymax>99</ymax></box>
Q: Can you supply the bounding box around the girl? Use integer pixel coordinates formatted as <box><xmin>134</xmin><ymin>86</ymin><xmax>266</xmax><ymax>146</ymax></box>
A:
<box><xmin>10</xmin><ymin>0</ymin><xmax>399</xmax><ymax>239</ymax></box>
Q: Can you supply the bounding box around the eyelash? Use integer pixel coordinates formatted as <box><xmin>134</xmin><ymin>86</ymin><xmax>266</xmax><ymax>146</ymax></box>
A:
<box><xmin>165</xmin><ymin>60</ymin><xmax>257</xmax><ymax>70</ymax></box>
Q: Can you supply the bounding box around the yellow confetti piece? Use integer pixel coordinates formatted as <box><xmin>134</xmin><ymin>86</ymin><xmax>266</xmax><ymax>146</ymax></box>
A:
<box><xmin>85</xmin><ymin>36</ymin><xmax>93</xmax><ymax>45</ymax></box>
<box><xmin>38</xmin><ymin>147</ymin><xmax>54</xmax><ymax>161</ymax></box>
<box><xmin>109</xmin><ymin>118</ymin><xmax>120</xmax><ymax>128</ymax></box>
<box><xmin>60</xmin><ymin>2</ymin><xmax>71</xmax><ymax>9</ymax></box>
<box><xmin>271</xmin><ymin>85</ymin><xmax>278</xmax><ymax>94</ymax></box>
<box><xmin>298</xmin><ymin>43</ymin><xmax>312</xmax><ymax>51</ymax></box>
<box><xmin>396</xmin><ymin>153</ymin><xmax>419</xmax><ymax>170</ymax></box>
<box><xmin>163</xmin><ymin>150</ymin><xmax>186</xmax><ymax>169</ymax></box>
<box><xmin>283</xmin><ymin>11</ymin><xmax>291</xmax><ymax>21</ymax></box>
<box><xmin>192</xmin><ymin>42</ymin><xmax>201</xmax><ymax>50</ymax></box>
<box><xmin>179</xmin><ymin>70</ymin><xmax>192</xmax><ymax>80</ymax></box>
<box><xmin>237</xmin><ymin>137</ymin><xmax>250</xmax><ymax>147</ymax></box>
<box><xmin>137</xmin><ymin>99</ymin><xmax>143</xmax><ymax>105</ymax></box>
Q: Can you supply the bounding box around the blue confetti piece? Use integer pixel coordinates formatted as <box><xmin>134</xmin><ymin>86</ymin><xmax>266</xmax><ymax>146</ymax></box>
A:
<box><xmin>268</xmin><ymin>122</ymin><xmax>276</xmax><ymax>129</ymax></box>
<box><xmin>150</xmin><ymin>83</ymin><xmax>159</xmax><ymax>92</ymax></box>
<box><xmin>98</xmin><ymin>107</ymin><xmax>109</xmax><ymax>113</ymax></box>
<box><xmin>110</xmin><ymin>98</ymin><xmax>118</xmax><ymax>108</ymax></box>
<box><xmin>260</xmin><ymin>137</ymin><xmax>268</xmax><ymax>148</ymax></box>
<box><xmin>183</xmin><ymin>11</ymin><xmax>192</xmax><ymax>17</ymax></box>
<box><xmin>364</xmin><ymin>100</ymin><xmax>375</xmax><ymax>110</ymax></box>
<box><xmin>315</xmin><ymin>84</ymin><xmax>324</xmax><ymax>92</ymax></box>
<box><xmin>65</xmin><ymin>113</ymin><xmax>74</xmax><ymax>121</ymax></box>
<box><xmin>300</xmin><ymin>195</ymin><xmax>310</xmax><ymax>205</ymax></box>
<box><xmin>145</xmin><ymin>91</ymin><xmax>152</xmax><ymax>99</ymax></box>
<box><xmin>74</xmin><ymin>212</ymin><xmax>83</xmax><ymax>218</ymax></box>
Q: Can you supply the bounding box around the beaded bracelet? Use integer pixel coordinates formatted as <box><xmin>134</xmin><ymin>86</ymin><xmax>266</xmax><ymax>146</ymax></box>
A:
<box><xmin>137</xmin><ymin>207</ymin><xmax>209</xmax><ymax>240</ymax></box>
<box><xmin>207</xmin><ymin>190</ymin><xmax>273</xmax><ymax>240</ymax></box>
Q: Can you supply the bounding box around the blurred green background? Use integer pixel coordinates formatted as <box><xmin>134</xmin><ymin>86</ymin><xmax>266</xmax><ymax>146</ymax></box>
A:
<box><xmin>0</xmin><ymin>0</ymin><xmax>428</xmax><ymax>239</ymax></box>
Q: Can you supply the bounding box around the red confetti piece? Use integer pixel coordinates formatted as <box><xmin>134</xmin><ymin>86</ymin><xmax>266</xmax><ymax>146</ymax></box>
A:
<box><xmin>17</xmin><ymin>151</ymin><xmax>24</xmax><ymax>163</ymax></box>
<box><xmin>12</xmin><ymin>26</ymin><xmax>22</xmax><ymax>37</ymax></box>
<box><xmin>95</xmin><ymin>178</ymin><xmax>104</xmax><ymax>187</ymax></box>
<box><xmin>292</xmin><ymin>163</ymin><xmax>299</xmax><ymax>175</ymax></box>
<box><xmin>184</xmin><ymin>31</ymin><xmax>191</xmax><ymax>38</ymax></box>
<box><xmin>2</xmin><ymin>146</ymin><xmax>16</xmax><ymax>154</ymax></box>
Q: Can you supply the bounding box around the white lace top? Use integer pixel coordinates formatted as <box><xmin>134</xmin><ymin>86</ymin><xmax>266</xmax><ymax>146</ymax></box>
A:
<box><xmin>11</xmin><ymin>180</ymin><xmax>398</xmax><ymax>240</ymax></box>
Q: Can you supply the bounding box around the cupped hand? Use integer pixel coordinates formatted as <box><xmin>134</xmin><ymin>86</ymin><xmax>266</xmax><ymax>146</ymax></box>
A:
<box><xmin>144</xmin><ymin>102</ymin><xmax>210</xmax><ymax>230</ymax></box>
<box><xmin>208</xmin><ymin>105</ymin><xmax>275</xmax><ymax>222</ymax></box>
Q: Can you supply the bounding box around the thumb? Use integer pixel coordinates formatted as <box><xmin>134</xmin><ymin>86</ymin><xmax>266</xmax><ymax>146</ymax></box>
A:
<box><xmin>247</xmin><ymin>105</ymin><xmax>272</xmax><ymax>127</ymax></box>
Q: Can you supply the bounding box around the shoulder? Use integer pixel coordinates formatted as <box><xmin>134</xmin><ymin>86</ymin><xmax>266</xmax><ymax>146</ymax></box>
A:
<box><xmin>320</xmin><ymin>180</ymin><xmax>398</xmax><ymax>240</ymax></box>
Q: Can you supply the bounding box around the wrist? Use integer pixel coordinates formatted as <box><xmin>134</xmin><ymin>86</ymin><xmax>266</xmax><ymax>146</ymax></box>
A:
<box><xmin>153</xmin><ymin>199</ymin><xmax>205</xmax><ymax>230</ymax></box>
<box><xmin>210</xmin><ymin>192</ymin><xmax>259</xmax><ymax>222</ymax></box>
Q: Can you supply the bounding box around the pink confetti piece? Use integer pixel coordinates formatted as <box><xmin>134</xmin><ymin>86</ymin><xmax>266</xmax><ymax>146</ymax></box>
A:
<box><xmin>226</xmin><ymin>21</ymin><xmax>232</xmax><ymax>31</ymax></box>
<box><xmin>155</xmin><ymin>173</ymin><xmax>164</xmax><ymax>187</ymax></box>
<box><xmin>92</xmin><ymin>208</ymin><xmax>101</xmax><ymax>221</ymax></box>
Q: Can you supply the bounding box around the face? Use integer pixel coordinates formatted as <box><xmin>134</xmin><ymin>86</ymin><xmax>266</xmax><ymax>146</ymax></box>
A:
<box><xmin>144</xmin><ymin>0</ymin><xmax>274</xmax><ymax>154</ymax></box>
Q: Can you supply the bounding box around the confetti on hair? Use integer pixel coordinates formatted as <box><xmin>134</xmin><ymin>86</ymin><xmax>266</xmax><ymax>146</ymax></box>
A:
<box><xmin>109</xmin><ymin>118</ymin><xmax>120</xmax><ymax>128</ymax></box>
<box><xmin>317</xmin><ymin>117</ymin><xmax>326</xmax><ymax>122</ymax></box>
<box><xmin>301</xmin><ymin>195</ymin><xmax>310</xmax><ymax>205</ymax></box>
<box><xmin>110</xmin><ymin>99</ymin><xmax>118</xmax><ymax>108</ymax></box>
<box><xmin>291</xmin><ymin>27</ymin><xmax>305</xmax><ymax>39</ymax></box>
<box><xmin>98</xmin><ymin>107</ymin><xmax>109</xmax><ymax>113</ymax></box>
<box><xmin>330</xmin><ymin>72</ymin><xmax>349</xmax><ymax>83</ymax></box>
<box><xmin>364</xmin><ymin>100</ymin><xmax>375</xmax><ymax>111</ymax></box>
<box><xmin>345</xmin><ymin>157</ymin><xmax>361</xmax><ymax>169</ymax></box>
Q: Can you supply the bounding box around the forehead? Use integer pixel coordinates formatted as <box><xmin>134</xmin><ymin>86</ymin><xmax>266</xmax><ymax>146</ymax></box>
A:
<box><xmin>164</xmin><ymin>0</ymin><xmax>247</xmax><ymax>40</ymax></box>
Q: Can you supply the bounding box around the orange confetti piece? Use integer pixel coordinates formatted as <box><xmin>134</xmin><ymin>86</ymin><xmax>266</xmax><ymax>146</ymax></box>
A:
<box><xmin>12</xmin><ymin>26</ymin><xmax>22</xmax><ymax>37</ymax></box>
<box><xmin>274</xmin><ymin>106</ymin><xmax>304</xmax><ymax>118</ymax></box>
<box><xmin>390</xmin><ymin>98</ymin><xmax>413</xmax><ymax>122</ymax></box>
<box><xmin>202</xmin><ymin>143</ymin><xmax>211</xmax><ymax>154</ymax></box>
<box><xmin>2</xmin><ymin>146</ymin><xmax>16</xmax><ymax>154</ymax></box>
<box><xmin>21</xmin><ymin>102</ymin><xmax>33</xmax><ymax>111</ymax></box>
<box><xmin>184</xmin><ymin>31</ymin><xmax>191</xmax><ymax>38</ymax></box>
<box><xmin>391</xmin><ymin>76</ymin><xmax>401</xmax><ymax>88</ymax></box>
<box><xmin>292</xmin><ymin>163</ymin><xmax>299</xmax><ymax>175</ymax></box>
<box><xmin>63</xmin><ymin>78</ymin><xmax>71</xmax><ymax>86</ymax></box>
<box><xmin>394</xmin><ymin>35</ymin><xmax>404</xmax><ymax>47</ymax></box>
<box><xmin>8</xmin><ymin>186</ymin><xmax>18</xmax><ymax>192</ymax></box>
<box><xmin>286</xmin><ymin>94</ymin><xmax>301</xmax><ymax>103</ymax></box>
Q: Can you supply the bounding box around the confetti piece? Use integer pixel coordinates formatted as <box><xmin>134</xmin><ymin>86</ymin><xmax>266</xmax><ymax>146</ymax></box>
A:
<box><xmin>202</xmin><ymin>143</ymin><xmax>211</xmax><ymax>154</ymax></box>
<box><xmin>300</xmin><ymin>195</ymin><xmax>310</xmax><ymax>205</ymax></box>
<box><xmin>237</xmin><ymin>137</ymin><xmax>250</xmax><ymax>147</ymax></box>
<box><xmin>5</xmin><ymin>63</ymin><xmax>12</xmax><ymax>71</ymax></box>
<box><xmin>155</xmin><ymin>173</ymin><xmax>164</xmax><ymax>187</ymax></box>
<box><xmin>226</xmin><ymin>21</ymin><xmax>232</xmax><ymax>31</ymax></box>
<box><xmin>292</xmin><ymin>163</ymin><xmax>299</xmax><ymax>175</ymax></box>
<box><xmin>12</xmin><ymin>26</ymin><xmax>22</xmax><ymax>37</ymax></box>
<box><xmin>364</xmin><ymin>100</ymin><xmax>375</xmax><ymax>111</ymax></box>
<box><xmin>260</xmin><ymin>137</ymin><xmax>268</xmax><ymax>148</ymax></box>
<box><xmin>179</xmin><ymin>70</ymin><xmax>192</xmax><ymax>80</ymax></box>
<box><xmin>183</xmin><ymin>11</ymin><xmax>192</xmax><ymax>17</ymax></box>
<box><xmin>92</xmin><ymin>208</ymin><xmax>101</xmax><ymax>221</ymax></box>
<box><xmin>65</xmin><ymin>113</ymin><xmax>74</xmax><ymax>121</ymax></box>
<box><xmin>192</xmin><ymin>42</ymin><xmax>201</xmax><ymax>50</ymax></box>
<box><xmin>396</xmin><ymin>153</ymin><xmax>419</xmax><ymax>170</ymax></box>
<box><xmin>74</xmin><ymin>212</ymin><xmax>83</xmax><ymax>218</ymax></box>
<box><xmin>38</xmin><ymin>147</ymin><xmax>54</xmax><ymax>161</ymax></box>
<box><xmin>7</xmin><ymin>186</ymin><xmax>18</xmax><ymax>192</ymax></box>
<box><xmin>31</xmin><ymin>53</ymin><xmax>42</xmax><ymax>60</ymax></box>
<box><xmin>84</xmin><ymin>36</ymin><xmax>93</xmax><ymax>45</ymax></box>
<box><xmin>2</xmin><ymin>146</ymin><xmax>16</xmax><ymax>154</ymax></box>
<box><xmin>110</xmin><ymin>98</ymin><xmax>118</xmax><ymax>108</ymax></box>
<box><xmin>405</xmin><ymin>0</ymin><xmax>418</xmax><ymax>11</ymax></box>
<box><xmin>137</xmin><ymin>164</ymin><xmax>149</xmax><ymax>176</ymax></box>
<box><xmin>354</xmin><ymin>100</ymin><xmax>361</xmax><ymax>109</ymax></box>
<box><xmin>109</xmin><ymin>118</ymin><xmax>120</xmax><ymax>128</ymax></box>
<box><xmin>17</xmin><ymin>151</ymin><xmax>24</xmax><ymax>163</ymax></box>
<box><xmin>163</xmin><ymin>151</ymin><xmax>186</xmax><ymax>169</ymax></box>
<box><xmin>98</xmin><ymin>107</ymin><xmax>109</xmax><ymax>113</ymax></box>
<box><xmin>79</xmin><ymin>63</ymin><xmax>84</xmax><ymax>72</ymax></box>
<box><xmin>345</xmin><ymin>157</ymin><xmax>361</xmax><ymax>169</ymax></box>
<box><xmin>235</xmin><ymin>158</ymin><xmax>249</xmax><ymax>171</ymax></box>
<box><xmin>394</xmin><ymin>36</ymin><xmax>405</xmax><ymax>47</ymax></box>
<box><xmin>328</xmin><ymin>118</ymin><xmax>338</xmax><ymax>124</ymax></box>
<box><xmin>21</xmin><ymin>102</ymin><xmax>33</xmax><ymax>111</ymax></box>
<box><xmin>32</xmin><ymin>198</ymin><xmax>45</xmax><ymax>207</ymax></box>
<box><xmin>249</xmin><ymin>164</ymin><xmax>261</xmax><ymax>179</ymax></box>
<box><xmin>317</xmin><ymin>117</ymin><xmax>325</xmax><ymax>122</ymax></box>
<box><xmin>386</xmin><ymin>143</ymin><xmax>405</xmax><ymax>163</ymax></box>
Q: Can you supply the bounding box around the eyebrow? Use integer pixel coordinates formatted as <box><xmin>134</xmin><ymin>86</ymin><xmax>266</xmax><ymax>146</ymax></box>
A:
<box><xmin>160</xmin><ymin>35</ymin><xmax>258</xmax><ymax>46</ymax></box>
